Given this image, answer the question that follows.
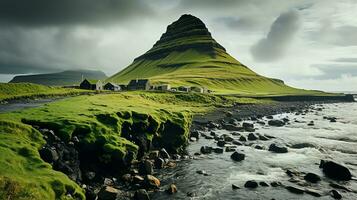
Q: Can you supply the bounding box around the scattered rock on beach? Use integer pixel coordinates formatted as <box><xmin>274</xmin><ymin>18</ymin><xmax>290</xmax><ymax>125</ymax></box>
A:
<box><xmin>134</xmin><ymin>189</ymin><xmax>150</xmax><ymax>200</ymax></box>
<box><xmin>159</xmin><ymin>148</ymin><xmax>170</xmax><ymax>159</ymax></box>
<box><xmin>230</xmin><ymin>151</ymin><xmax>245</xmax><ymax>161</ymax></box>
<box><xmin>269</xmin><ymin>143</ymin><xmax>288</xmax><ymax>153</ymax></box>
<box><xmin>239</xmin><ymin>136</ymin><xmax>247</xmax><ymax>142</ymax></box>
<box><xmin>304</xmin><ymin>173</ymin><xmax>321</xmax><ymax>183</ymax></box>
<box><xmin>232</xmin><ymin>184</ymin><xmax>240</xmax><ymax>189</ymax></box>
<box><xmin>319</xmin><ymin>160</ymin><xmax>352</xmax><ymax>181</ymax></box>
<box><xmin>217</xmin><ymin>140</ymin><xmax>226</xmax><ymax>147</ymax></box>
<box><xmin>166</xmin><ymin>184</ymin><xmax>178</xmax><ymax>194</ymax></box>
<box><xmin>330</xmin><ymin>190</ymin><xmax>342</xmax><ymax>199</ymax></box>
<box><xmin>285</xmin><ymin>185</ymin><xmax>304</xmax><ymax>194</ymax></box>
<box><xmin>144</xmin><ymin>175</ymin><xmax>160</xmax><ymax>189</ymax></box>
<box><xmin>97</xmin><ymin>186</ymin><xmax>119</xmax><ymax>200</ymax></box>
<box><xmin>268</xmin><ymin>120</ymin><xmax>285</xmax><ymax>127</ymax></box>
<box><xmin>259</xmin><ymin>181</ymin><xmax>269</xmax><ymax>187</ymax></box>
<box><xmin>200</xmin><ymin>146</ymin><xmax>212</xmax><ymax>154</ymax></box>
<box><xmin>247</xmin><ymin>133</ymin><xmax>258</xmax><ymax>140</ymax></box>
<box><xmin>244</xmin><ymin>180</ymin><xmax>258</xmax><ymax>188</ymax></box>
<box><xmin>139</xmin><ymin>160</ymin><xmax>154</xmax><ymax>175</ymax></box>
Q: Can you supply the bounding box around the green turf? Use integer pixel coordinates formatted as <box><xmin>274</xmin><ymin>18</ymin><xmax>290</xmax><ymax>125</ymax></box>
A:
<box><xmin>0</xmin><ymin>83</ymin><xmax>92</xmax><ymax>102</ymax></box>
<box><xmin>0</xmin><ymin>91</ymin><xmax>265</xmax><ymax>199</ymax></box>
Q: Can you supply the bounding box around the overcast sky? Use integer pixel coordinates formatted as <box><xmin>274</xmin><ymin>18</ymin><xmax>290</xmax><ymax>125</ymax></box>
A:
<box><xmin>0</xmin><ymin>0</ymin><xmax>356</xmax><ymax>91</ymax></box>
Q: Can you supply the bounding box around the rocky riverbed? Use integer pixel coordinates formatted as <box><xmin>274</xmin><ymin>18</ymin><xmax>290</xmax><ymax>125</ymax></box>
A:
<box><xmin>35</xmin><ymin>101</ymin><xmax>357</xmax><ymax>200</ymax></box>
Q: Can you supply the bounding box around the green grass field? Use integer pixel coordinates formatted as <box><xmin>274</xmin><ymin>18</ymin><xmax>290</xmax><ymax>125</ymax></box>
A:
<box><xmin>0</xmin><ymin>83</ymin><xmax>92</xmax><ymax>102</ymax></box>
<box><xmin>0</xmin><ymin>91</ymin><xmax>265</xmax><ymax>199</ymax></box>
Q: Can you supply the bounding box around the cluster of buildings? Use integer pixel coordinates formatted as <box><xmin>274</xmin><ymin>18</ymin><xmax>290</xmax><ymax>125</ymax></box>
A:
<box><xmin>79</xmin><ymin>78</ymin><xmax>210</xmax><ymax>93</ymax></box>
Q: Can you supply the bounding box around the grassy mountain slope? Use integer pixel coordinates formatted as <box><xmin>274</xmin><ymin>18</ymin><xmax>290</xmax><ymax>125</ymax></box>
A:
<box><xmin>108</xmin><ymin>14</ymin><xmax>325</xmax><ymax>96</ymax></box>
<box><xmin>9</xmin><ymin>70</ymin><xmax>107</xmax><ymax>86</ymax></box>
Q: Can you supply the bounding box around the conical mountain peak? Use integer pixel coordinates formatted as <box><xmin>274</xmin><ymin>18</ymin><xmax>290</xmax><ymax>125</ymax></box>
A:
<box><xmin>108</xmin><ymin>14</ymin><xmax>305</xmax><ymax>96</ymax></box>
<box><xmin>134</xmin><ymin>14</ymin><xmax>226</xmax><ymax>61</ymax></box>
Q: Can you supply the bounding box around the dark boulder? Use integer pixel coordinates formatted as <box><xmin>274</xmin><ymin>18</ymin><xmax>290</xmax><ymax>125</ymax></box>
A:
<box><xmin>217</xmin><ymin>140</ymin><xmax>226</xmax><ymax>147</ymax></box>
<box><xmin>258</xmin><ymin>135</ymin><xmax>269</xmax><ymax>141</ymax></box>
<box><xmin>232</xmin><ymin>140</ymin><xmax>243</xmax><ymax>145</ymax></box>
<box><xmin>139</xmin><ymin>160</ymin><xmax>154</xmax><ymax>175</ymax></box>
<box><xmin>190</xmin><ymin>131</ymin><xmax>200</xmax><ymax>140</ymax></box>
<box><xmin>268</xmin><ymin>120</ymin><xmax>285</xmax><ymax>127</ymax></box>
<box><xmin>269</xmin><ymin>144</ymin><xmax>288</xmax><ymax>153</ymax></box>
<box><xmin>154</xmin><ymin>158</ymin><xmax>165</xmax><ymax>169</ymax></box>
<box><xmin>244</xmin><ymin>180</ymin><xmax>258</xmax><ymax>188</ymax></box>
<box><xmin>285</xmin><ymin>186</ymin><xmax>304</xmax><ymax>194</ymax></box>
<box><xmin>224</xmin><ymin>136</ymin><xmax>234</xmax><ymax>142</ymax></box>
<box><xmin>213</xmin><ymin>147</ymin><xmax>224</xmax><ymax>154</ymax></box>
<box><xmin>239</xmin><ymin>136</ymin><xmax>247</xmax><ymax>142</ymax></box>
<box><xmin>230</xmin><ymin>151</ymin><xmax>245</xmax><ymax>161</ymax></box>
<box><xmin>304</xmin><ymin>173</ymin><xmax>321</xmax><ymax>183</ymax></box>
<box><xmin>259</xmin><ymin>181</ymin><xmax>269</xmax><ymax>187</ymax></box>
<box><xmin>330</xmin><ymin>190</ymin><xmax>342</xmax><ymax>199</ymax></box>
<box><xmin>319</xmin><ymin>160</ymin><xmax>352</xmax><ymax>181</ymax></box>
<box><xmin>232</xmin><ymin>184</ymin><xmax>240</xmax><ymax>189</ymax></box>
<box><xmin>39</xmin><ymin>147</ymin><xmax>59</xmax><ymax>163</ymax></box>
<box><xmin>247</xmin><ymin>133</ymin><xmax>258</xmax><ymax>141</ymax></box>
<box><xmin>159</xmin><ymin>148</ymin><xmax>170</xmax><ymax>159</ymax></box>
<box><xmin>97</xmin><ymin>186</ymin><xmax>119</xmax><ymax>200</ymax></box>
<box><xmin>200</xmin><ymin>146</ymin><xmax>212</xmax><ymax>154</ymax></box>
<box><xmin>134</xmin><ymin>189</ymin><xmax>150</xmax><ymax>200</ymax></box>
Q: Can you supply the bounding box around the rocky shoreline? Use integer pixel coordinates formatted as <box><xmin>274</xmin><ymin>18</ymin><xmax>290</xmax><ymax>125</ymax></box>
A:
<box><xmin>34</xmin><ymin>100</ymin><xmax>355</xmax><ymax>200</ymax></box>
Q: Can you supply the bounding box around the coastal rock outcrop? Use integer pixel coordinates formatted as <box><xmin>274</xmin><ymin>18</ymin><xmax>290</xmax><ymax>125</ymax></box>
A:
<box><xmin>319</xmin><ymin>160</ymin><xmax>352</xmax><ymax>181</ymax></box>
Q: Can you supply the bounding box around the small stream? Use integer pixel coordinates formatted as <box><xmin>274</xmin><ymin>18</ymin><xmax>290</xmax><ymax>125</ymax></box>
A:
<box><xmin>153</xmin><ymin>102</ymin><xmax>357</xmax><ymax>200</ymax></box>
<box><xmin>0</xmin><ymin>98</ymin><xmax>61</xmax><ymax>113</ymax></box>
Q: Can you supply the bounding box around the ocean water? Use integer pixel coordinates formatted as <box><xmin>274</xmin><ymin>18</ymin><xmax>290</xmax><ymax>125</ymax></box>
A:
<box><xmin>153</xmin><ymin>102</ymin><xmax>357</xmax><ymax>200</ymax></box>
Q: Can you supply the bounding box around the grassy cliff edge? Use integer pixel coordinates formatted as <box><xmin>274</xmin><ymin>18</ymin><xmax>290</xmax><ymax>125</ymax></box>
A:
<box><xmin>0</xmin><ymin>91</ymin><xmax>264</xmax><ymax>199</ymax></box>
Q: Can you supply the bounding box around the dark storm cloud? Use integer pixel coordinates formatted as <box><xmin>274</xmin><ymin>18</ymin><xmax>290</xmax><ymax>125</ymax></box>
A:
<box><xmin>251</xmin><ymin>10</ymin><xmax>301</xmax><ymax>62</ymax></box>
<box><xmin>0</xmin><ymin>0</ymin><xmax>152</xmax><ymax>27</ymax></box>
<box><xmin>0</xmin><ymin>0</ymin><xmax>156</xmax><ymax>75</ymax></box>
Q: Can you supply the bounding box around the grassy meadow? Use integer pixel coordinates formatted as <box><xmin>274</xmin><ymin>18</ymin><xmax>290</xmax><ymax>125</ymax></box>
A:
<box><xmin>0</xmin><ymin>91</ymin><xmax>266</xmax><ymax>200</ymax></box>
<box><xmin>0</xmin><ymin>83</ymin><xmax>92</xmax><ymax>102</ymax></box>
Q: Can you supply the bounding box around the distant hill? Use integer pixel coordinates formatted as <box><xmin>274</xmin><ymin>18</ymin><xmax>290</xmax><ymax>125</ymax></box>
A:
<box><xmin>9</xmin><ymin>70</ymin><xmax>107</xmax><ymax>86</ymax></box>
<box><xmin>108</xmin><ymin>14</ymin><xmax>323</xmax><ymax>95</ymax></box>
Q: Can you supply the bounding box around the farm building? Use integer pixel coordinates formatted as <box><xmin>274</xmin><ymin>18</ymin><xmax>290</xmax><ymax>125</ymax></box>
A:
<box><xmin>178</xmin><ymin>86</ymin><xmax>190</xmax><ymax>92</ymax></box>
<box><xmin>79</xmin><ymin>79</ymin><xmax>103</xmax><ymax>90</ymax></box>
<box><xmin>104</xmin><ymin>82</ymin><xmax>121</xmax><ymax>91</ymax></box>
<box><xmin>156</xmin><ymin>84</ymin><xmax>171</xmax><ymax>91</ymax></box>
<box><xmin>128</xmin><ymin>79</ymin><xmax>151</xmax><ymax>90</ymax></box>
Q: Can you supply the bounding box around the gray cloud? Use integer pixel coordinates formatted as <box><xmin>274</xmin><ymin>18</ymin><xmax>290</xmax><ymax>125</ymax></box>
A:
<box><xmin>333</xmin><ymin>58</ymin><xmax>357</xmax><ymax>63</ymax></box>
<box><xmin>309</xmin><ymin>19</ymin><xmax>357</xmax><ymax>46</ymax></box>
<box><xmin>216</xmin><ymin>16</ymin><xmax>266</xmax><ymax>32</ymax></box>
<box><xmin>311</xmin><ymin>64</ymin><xmax>357</xmax><ymax>79</ymax></box>
<box><xmin>0</xmin><ymin>0</ymin><xmax>152</xmax><ymax>27</ymax></box>
<box><xmin>251</xmin><ymin>10</ymin><xmax>301</xmax><ymax>62</ymax></box>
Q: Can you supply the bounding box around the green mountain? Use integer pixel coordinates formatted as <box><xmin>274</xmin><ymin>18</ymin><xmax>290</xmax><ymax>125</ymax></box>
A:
<box><xmin>9</xmin><ymin>70</ymin><xmax>107</xmax><ymax>86</ymax></box>
<box><xmin>108</xmin><ymin>14</ymin><xmax>322</xmax><ymax>95</ymax></box>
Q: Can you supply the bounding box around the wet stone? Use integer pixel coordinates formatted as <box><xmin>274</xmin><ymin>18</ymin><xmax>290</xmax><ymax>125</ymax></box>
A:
<box><xmin>244</xmin><ymin>180</ymin><xmax>258</xmax><ymax>189</ymax></box>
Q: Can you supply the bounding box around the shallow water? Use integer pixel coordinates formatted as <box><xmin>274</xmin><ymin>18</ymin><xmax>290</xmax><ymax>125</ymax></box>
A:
<box><xmin>153</xmin><ymin>102</ymin><xmax>357</xmax><ymax>200</ymax></box>
<box><xmin>0</xmin><ymin>98</ymin><xmax>59</xmax><ymax>113</ymax></box>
